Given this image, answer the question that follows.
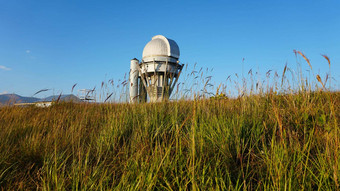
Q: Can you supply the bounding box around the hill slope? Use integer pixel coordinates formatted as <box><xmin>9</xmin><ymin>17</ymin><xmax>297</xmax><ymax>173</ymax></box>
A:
<box><xmin>40</xmin><ymin>94</ymin><xmax>82</xmax><ymax>102</ymax></box>
<box><xmin>0</xmin><ymin>94</ymin><xmax>40</xmax><ymax>104</ymax></box>
<box><xmin>0</xmin><ymin>94</ymin><xmax>81</xmax><ymax>105</ymax></box>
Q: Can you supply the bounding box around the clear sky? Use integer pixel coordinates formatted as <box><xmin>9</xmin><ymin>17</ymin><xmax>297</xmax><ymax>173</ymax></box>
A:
<box><xmin>0</xmin><ymin>0</ymin><xmax>339</xmax><ymax>98</ymax></box>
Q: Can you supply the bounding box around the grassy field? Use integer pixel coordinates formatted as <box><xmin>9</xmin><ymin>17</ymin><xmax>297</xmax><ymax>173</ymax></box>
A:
<box><xmin>0</xmin><ymin>53</ymin><xmax>339</xmax><ymax>190</ymax></box>
<box><xmin>0</xmin><ymin>91</ymin><xmax>339</xmax><ymax>190</ymax></box>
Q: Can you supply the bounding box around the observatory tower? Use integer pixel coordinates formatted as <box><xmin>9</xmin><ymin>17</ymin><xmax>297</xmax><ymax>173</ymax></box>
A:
<box><xmin>129</xmin><ymin>35</ymin><xmax>184</xmax><ymax>103</ymax></box>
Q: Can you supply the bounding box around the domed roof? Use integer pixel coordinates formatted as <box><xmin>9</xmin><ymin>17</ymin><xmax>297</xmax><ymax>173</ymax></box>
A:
<box><xmin>142</xmin><ymin>35</ymin><xmax>180</xmax><ymax>62</ymax></box>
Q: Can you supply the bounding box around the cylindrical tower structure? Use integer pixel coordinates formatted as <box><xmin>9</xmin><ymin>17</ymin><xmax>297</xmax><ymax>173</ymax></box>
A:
<box><xmin>129</xmin><ymin>58</ymin><xmax>139</xmax><ymax>103</ymax></box>
<box><xmin>139</xmin><ymin>35</ymin><xmax>184</xmax><ymax>102</ymax></box>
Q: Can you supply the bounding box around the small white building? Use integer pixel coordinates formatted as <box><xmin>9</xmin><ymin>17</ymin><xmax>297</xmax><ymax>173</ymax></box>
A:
<box><xmin>34</xmin><ymin>101</ymin><xmax>52</xmax><ymax>107</ymax></box>
<box><xmin>14</xmin><ymin>101</ymin><xmax>52</xmax><ymax>107</ymax></box>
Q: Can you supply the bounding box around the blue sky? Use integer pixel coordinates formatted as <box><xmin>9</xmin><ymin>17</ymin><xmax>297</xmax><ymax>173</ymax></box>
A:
<box><xmin>0</xmin><ymin>0</ymin><xmax>339</xmax><ymax>98</ymax></box>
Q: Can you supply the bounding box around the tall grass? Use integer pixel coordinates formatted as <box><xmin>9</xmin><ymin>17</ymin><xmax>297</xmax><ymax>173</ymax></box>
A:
<box><xmin>0</xmin><ymin>52</ymin><xmax>339</xmax><ymax>190</ymax></box>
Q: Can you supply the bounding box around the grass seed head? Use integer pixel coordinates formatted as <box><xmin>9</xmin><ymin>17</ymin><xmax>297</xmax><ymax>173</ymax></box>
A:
<box><xmin>316</xmin><ymin>74</ymin><xmax>325</xmax><ymax>89</ymax></box>
<box><xmin>297</xmin><ymin>50</ymin><xmax>312</xmax><ymax>70</ymax></box>
<box><xmin>321</xmin><ymin>54</ymin><xmax>331</xmax><ymax>68</ymax></box>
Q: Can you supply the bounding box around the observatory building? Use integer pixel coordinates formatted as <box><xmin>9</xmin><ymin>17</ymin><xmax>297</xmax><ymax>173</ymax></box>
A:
<box><xmin>129</xmin><ymin>35</ymin><xmax>184</xmax><ymax>103</ymax></box>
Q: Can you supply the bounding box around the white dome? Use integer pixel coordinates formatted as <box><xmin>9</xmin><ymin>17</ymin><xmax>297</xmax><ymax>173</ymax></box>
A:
<box><xmin>142</xmin><ymin>35</ymin><xmax>180</xmax><ymax>63</ymax></box>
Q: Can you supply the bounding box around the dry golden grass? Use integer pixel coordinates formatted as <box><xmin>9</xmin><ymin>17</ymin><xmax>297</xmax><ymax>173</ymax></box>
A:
<box><xmin>0</xmin><ymin>51</ymin><xmax>339</xmax><ymax>190</ymax></box>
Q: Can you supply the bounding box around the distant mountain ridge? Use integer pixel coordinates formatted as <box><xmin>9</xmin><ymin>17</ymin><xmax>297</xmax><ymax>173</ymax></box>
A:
<box><xmin>0</xmin><ymin>94</ymin><xmax>40</xmax><ymax>104</ymax></box>
<box><xmin>0</xmin><ymin>94</ymin><xmax>81</xmax><ymax>105</ymax></box>
<box><xmin>41</xmin><ymin>94</ymin><xmax>81</xmax><ymax>102</ymax></box>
